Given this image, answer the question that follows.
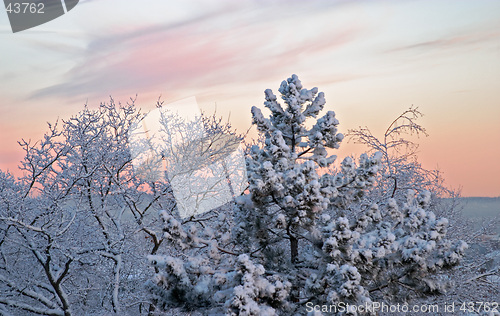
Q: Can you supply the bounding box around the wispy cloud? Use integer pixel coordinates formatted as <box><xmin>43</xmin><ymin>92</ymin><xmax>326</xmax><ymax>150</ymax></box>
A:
<box><xmin>30</xmin><ymin>1</ymin><xmax>366</xmax><ymax>100</ymax></box>
<box><xmin>385</xmin><ymin>29</ymin><xmax>500</xmax><ymax>54</ymax></box>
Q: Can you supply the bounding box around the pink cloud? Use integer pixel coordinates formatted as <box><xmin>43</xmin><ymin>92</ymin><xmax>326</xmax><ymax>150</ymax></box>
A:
<box><xmin>31</xmin><ymin>2</ymin><xmax>366</xmax><ymax>101</ymax></box>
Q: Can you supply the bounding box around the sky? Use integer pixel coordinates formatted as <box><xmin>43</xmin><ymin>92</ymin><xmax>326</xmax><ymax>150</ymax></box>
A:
<box><xmin>0</xmin><ymin>0</ymin><xmax>499</xmax><ymax>197</ymax></box>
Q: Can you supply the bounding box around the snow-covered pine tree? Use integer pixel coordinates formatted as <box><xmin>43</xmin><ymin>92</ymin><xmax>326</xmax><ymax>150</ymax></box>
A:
<box><xmin>147</xmin><ymin>75</ymin><xmax>468</xmax><ymax>315</ymax></box>
<box><xmin>347</xmin><ymin>107</ymin><xmax>500</xmax><ymax>314</ymax></box>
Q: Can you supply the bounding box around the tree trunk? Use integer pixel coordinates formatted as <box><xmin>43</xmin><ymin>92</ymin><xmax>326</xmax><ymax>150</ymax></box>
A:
<box><xmin>289</xmin><ymin>235</ymin><xmax>300</xmax><ymax>302</ymax></box>
<box><xmin>290</xmin><ymin>235</ymin><xmax>298</xmax><ymax>263</ymax></box>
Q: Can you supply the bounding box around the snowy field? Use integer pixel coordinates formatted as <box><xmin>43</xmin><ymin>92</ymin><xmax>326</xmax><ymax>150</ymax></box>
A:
<box><xmin>460</xmin><ymin>197</ymin><xmax>500</xmax><ymax>219</ymax></box>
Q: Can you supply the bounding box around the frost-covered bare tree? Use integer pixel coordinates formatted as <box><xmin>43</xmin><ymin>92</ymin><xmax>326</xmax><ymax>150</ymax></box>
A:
<box><xmin>0</xmin><ymin>99</ymin><xmax>175</xmax><ymax>315</ymax></box>
<box><xmin>0</xmin><ymin>97</ymin><xmax>248</xmax><ymax>315</ymax></box>
<box><xmin>146</xmin><ymin>75</ymin><xmax>470</xmax><ymax>315</ymax></box>
<box><xmin>347</xmin><ymin>107</ymin><xmax>449</xmax><ymax>199</ymax></box>
<box><xmin>155</xmin><ymin>106</ymin><xmax>246</xmax><ymax>219</ymax></box>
